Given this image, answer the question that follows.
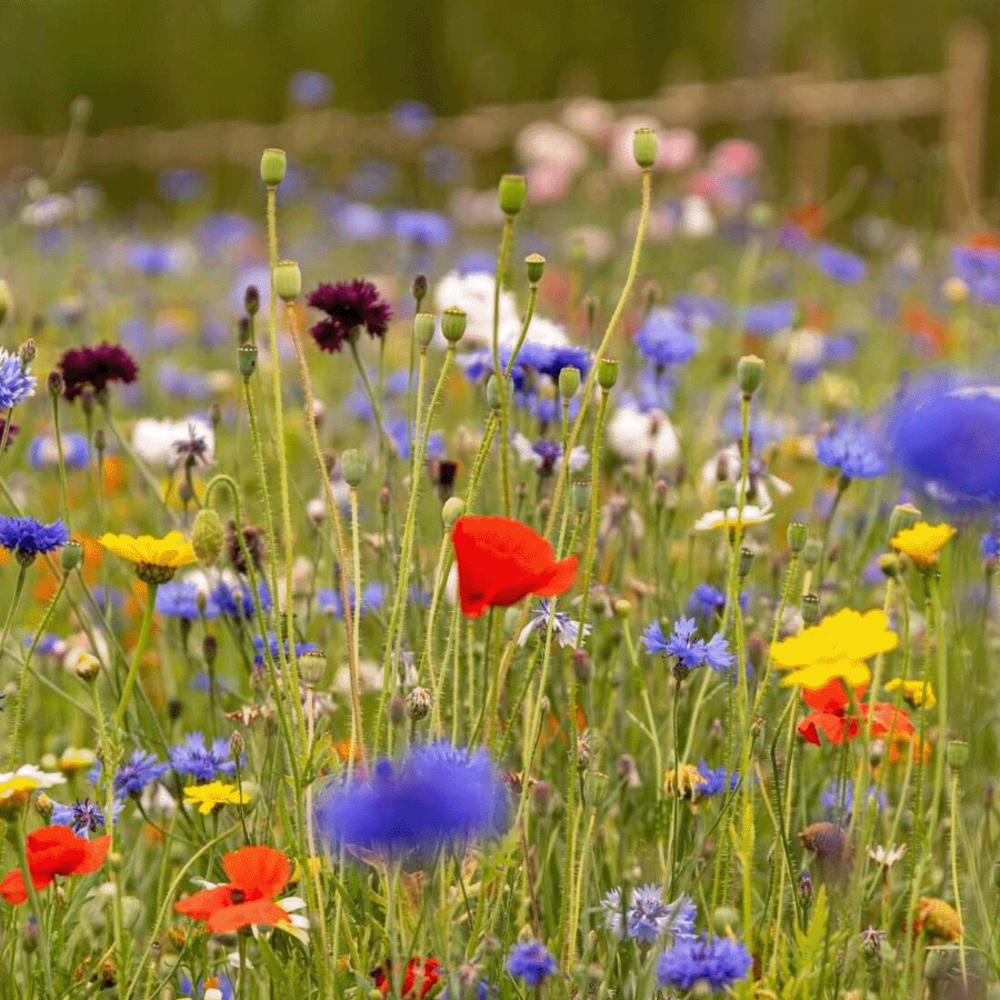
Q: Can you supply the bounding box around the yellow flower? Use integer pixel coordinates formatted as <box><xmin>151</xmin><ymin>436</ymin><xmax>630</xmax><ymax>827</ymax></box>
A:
<box><xmin>183</xmin><ymin>781</ymin><xmax>251</xmax><ymax>815</ymax></box>
<box><xmin>772</xmin><ymin>608</ymin><xmax>898</xmax><ymax>690</ymax></box>
<box><xmin>884</xmin><ymin>678</ymin><xmax>936</xmax><ymax>710</ymax></box>
<box><xmin>100</xmin><ymin>531</ymin><xmax>196</xmax><ymax>584</ymax></box>
<box><xmin>663</xmin><ymin>764</ymin><xmax>708</xmax><ymax>801</ymax></box>
<box><xmin>890</xmin><ymin>521</ymin><xmax>956</xmax><ymax>569</ymax></box>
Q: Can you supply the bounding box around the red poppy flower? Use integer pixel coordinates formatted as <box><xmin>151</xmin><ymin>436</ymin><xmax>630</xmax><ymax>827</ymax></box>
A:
<box><xmin>451</xmin><ymin>516</ymin><xmax>578</xmax><ymax>619</ymax></box>
<box><xmin>174</xmin><ymin>845</ymin><xmax>291</xmax><ymax>933</ymax></box>
<box><xmin>371</xmin><ymin>958</ymin><xmax>441</xmax><ymax>999</ymax></box>
<box><xmin>0</xmin><ymin>825</ymin><xmax>110</xmax><ymax>905</ymax></box>
<box><xmin>797</xmin><ymin>689</ymin><xmax>913</xmax><ymax>747</ymax></box>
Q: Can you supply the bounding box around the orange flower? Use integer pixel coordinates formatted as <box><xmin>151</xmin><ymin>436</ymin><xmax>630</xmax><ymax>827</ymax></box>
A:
<box><xmin>371</xmin><ymin>958</ymin><xmax>441</xmax><ymax>999</ymax></box>
<box><xmin>174</xmin><ymin>845</ymin><xmax>290</xmax><ymax>933</ymax></box>
<box><xmin>796</xmin><ymin>679</ymin><xmax>914</xmax><ymax>747</ymax></box>
<box><xmin>0</xmin><ymin>826</ymin><xmax>110</xmax><ymax>905</ymax></box>
<box><xmin>451</xmin><ymin>516</ymin><xmax>577</xmax><ymax>619</ymax></box>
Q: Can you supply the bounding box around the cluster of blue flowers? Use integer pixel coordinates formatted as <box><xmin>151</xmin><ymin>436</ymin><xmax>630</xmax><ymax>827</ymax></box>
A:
<box><xmin>601</xmin><ymin>885</ymin><xmax>696</xmax><ymax>944</ymax></box>
<box><xmin>505</xmin><ymin>941</ymin><xmax>557</xmax><ymax>988</ymax></box>
<box><xmin>642</xmin><ymin>617</ymin><xmax>735</xmax><ymax>675</ymax></box>
<box><xmin>816</xmin><ymin>423</ymin><xmax>886</xmax><ymax>479</ymax></box>
<box><xmin>0</xmin><ymin>516</ymin><xmax>69</xmax><ymax>561</ymax></box>
<box><xmin>156</xmin><ymin>579</ymin><xmax>272</xmax><ymax>620</ymax></box>
<box><xmin>656</xmin><ymin>934</ymin><xmax>752</xmax><ymax>993</ymax></box>
<box><xmin>168</xmin><ymin>732</ymin><xmax>241</xmax><ymax>782</ymax></box>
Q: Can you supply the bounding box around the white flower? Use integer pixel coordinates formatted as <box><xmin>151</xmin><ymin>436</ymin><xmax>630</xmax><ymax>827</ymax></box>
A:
<box><xmin>519</xmin><ymin>315</ymin><xmax>569</xmax><ymax>350</ymax></box>
<box><xmin>0</xmin><ymin>765</ymin><xmax>66</xmax><ymax>802</ymax></box>
<box><xmin>434</xmin><ymin>271</ymin><xmax>521</xmax><ymax>349</ymax></box>
<box><xmin>869</xmin><ymin>843</ymin><xmax>906</xmax><ymax>869</ymax></box>
<box><xmin>693</xmin><ymin>505</ymin><xmax>774</xmax><ymax>532</ymax></box>
<box><xmin>561</xmin><ymin>97</ymin><xmax>614</xmax><ymax>141</ymax></box>
<box><xmin>696</xmin><ymin>444</ymin><xmax>791</xmax><ymax>512</ymax></box>
<box><xmin>681</xmin><ymin>196</ymin><xmax>716</xmax><ymax>239</ymax></box>
<box><xmin>563</xmin><ymin>226</ymin><xmax>614</xmax><ymax>265</ymax></box>
<box><xmin>132</xmin><ymin>417</ymin><xmax>214</xmax><ymax>469</ymax></box>
<box><xmin>515</xmin><ymin>121</ymin><xmax>589</xmax><ymax>175</ymax></box>
<box><xmin>607</xmin><ymin>406</ymin><xmax>680</xmax><ymax>469</ymax></box>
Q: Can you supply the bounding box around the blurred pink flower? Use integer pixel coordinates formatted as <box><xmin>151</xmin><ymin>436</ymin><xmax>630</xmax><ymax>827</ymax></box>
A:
<box><xmin>660</xmin><ymin>128</ymin><xmax>699</xmax><ymax>172</ymax></box>
<box><xmin>710</xmin><ymin>139</ymin><xmax>762</xmax><ymax>176</ymax></box>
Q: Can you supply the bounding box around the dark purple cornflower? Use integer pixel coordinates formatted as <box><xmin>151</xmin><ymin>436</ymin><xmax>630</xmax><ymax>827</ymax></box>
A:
<box><xmin>50</xmin><ymin>797</ymin><xmax>120</xmax><ymax>836</ymax></box>
<box><xmin>58</xmin><ymin>342</ymin><xmax>139</xmax><ymax>402</ymax></box>
<box><xmin>306</xmin><ymin>279</ymin><xmax>392</xmax><ymax>353</ymax></box>
<box><xmin>169</xmin><ymin>732</ymin><xmax>240</xmax><ymax>782</ymax></box>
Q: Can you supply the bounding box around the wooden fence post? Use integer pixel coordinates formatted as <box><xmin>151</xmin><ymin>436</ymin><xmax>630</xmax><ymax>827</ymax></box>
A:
<box><xmin>789</xmin><ymin>46</ymin><xmax>834</xmax><ymax>205</ymax></box>
<box><xmin>945</xmin><ymin>19</ymin><xmax>989</xmax><ymax>230</ymax></box>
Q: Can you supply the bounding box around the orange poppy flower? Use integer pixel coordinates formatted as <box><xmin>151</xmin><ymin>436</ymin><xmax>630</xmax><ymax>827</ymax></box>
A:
<box><xmin>371</xmin><ymin>958</ymin><xmax>441</xmax><ymax>999</ymax></box>
<box><xmin>796</xmin><ymin>681</ymin><xmax>913</xmax><ymax>747</ymax></box>
<box><xmin>451</xmin><ymin>516</ymin><xmax>578</xmax><ymax>619</ymax></box>
<box><xmin>0</xmin><ymin>825</ymin><xmax>110</xmax><ymax>904</ymax></box>
<box><xmin>174</xmin><ymin>845</ymin><xmax>291</xmax><ymax>933</ymax></box>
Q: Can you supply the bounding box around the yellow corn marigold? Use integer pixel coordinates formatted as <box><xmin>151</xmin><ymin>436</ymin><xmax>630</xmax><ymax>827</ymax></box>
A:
<box><xmin>183</xmin><ymin>781</ymin><xmax>251</xmax><ymax>815</ymax></box>
<box><xmin>884</xmin><ymin>678</ymin><xmax>935</xmax><ymax>710</ymax></box>
<box><xmin>890</xmin><ymin>521</ymin><xmax>956</xmax><ymax>569</ymax></box>
<box><xmin>100</xmin><ymin>531</ymin><xmax>196</xmax><ymax>584</ymax></box>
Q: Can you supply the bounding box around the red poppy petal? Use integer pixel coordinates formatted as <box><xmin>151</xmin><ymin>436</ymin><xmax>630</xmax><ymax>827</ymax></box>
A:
<box><xmin>71</xmin><ymin>835</ymin><xmax>111</xmax><ymax>876</ymax></box>
<box><xmin>801</xmin><ymin>679</ymin><xmax>867</xmax><ymax>713</ymax></box>
<box><xmin>174</xmin><ymin>885</ymin><xmax>235</xmax><ymax>920</ymax></box>
<box><xmin>864</xmin><ymin>702</ymin><xmax>914</xmax><ymax>738</ymax></box>
<box><xmin>797</xmin><ymin>711</ymin><xmax>850</xmax><ymax>745</ymax></box>
<box><xmin>222</xmin><ymin>845</ymin><xmax>290</xmax><ymax>898</ymax></box>
<box><xmin>531</xmin><ymin>555</ymin><xmax>578</xmax><ymax>597</ymax></box>
<box><xmin>25</xmin><ymin>826</ymin><xmax>87</xmax><ymax>877</ymax></box>
<box><xmin>206</xmin><ymin>899</ymin><xmax>289</xmax><ymax>933</ymax></box>
<box><xmin>0</xmin><ymin>868</ymin><xmax>56</xmax><ymax>905</ymax></box>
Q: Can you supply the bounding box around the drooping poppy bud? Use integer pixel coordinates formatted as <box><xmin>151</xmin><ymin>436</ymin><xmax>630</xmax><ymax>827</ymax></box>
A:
<box><xmin>451</xmin><ymin>516</ymin><xmax>578</xmax><ymax>619</ymax></box>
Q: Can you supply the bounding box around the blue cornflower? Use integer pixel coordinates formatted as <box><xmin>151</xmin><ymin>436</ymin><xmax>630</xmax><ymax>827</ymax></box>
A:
<box><xmin>641</xmin><ymin>618</ymin><xmax>734</xmax><ymax>676</ymax></box>
<box><xmin>211</xmin><ymin>580</ymin><xmax>271</xmax><ymax>619</ymax></box>
<box><xmin>156</xmin><ymin>580</ymin><xmax>215</xmax><ymax>620</ymax></box>
<box><xmin>251</xmin><ymin>632</ymin><xmax>320</xmax><ymax>668</ymax></box>
<box><xmin>178</xmin><ymin>974</ymin><xmax>235</xmax><ymax>1000</ymax></box>
<box><xmin>696</xmin><ymin>762</ymin><xmax>738</xmax><ymax>797</ymax></box>
<box><xmin>816</xmin><ymin>424</ymin><xmax>886</xmax><ymax>479</ymax></box>
<box><xmin>391</xmin><ymin>209</ymin><xmax>453</xmax><ymax>247</ymax></box>
<box><xmin>814</xmin><ymin>243</ymin><xmax>868</xmax><ymax>284</ymax></box>
<box><xmin>50</xmin><ymin>797</ymin><xmax>121</xmax><ymax>836</ymax></box>
<box><xmin>820</xmin><ymin>779</ymin><xmax>885</xmax><ymax>818</ymax></box>
<box><xmin>634</xmin><ymin>309</ymin><xmax>698</xmax><ymax>366</ymax></box>
<box><xmin>385</xmin><ymin>416</ymin><xmax>445</xmax><ymax>462</ymax></box>
<box><xmin>741</xmin><ymin>299</ymin><xmax>797</xmax><ymax>335</ymax></box>
<box><xmin>687</xmin><ymin>584</ymin><xmax>726</xmax><ymax>618</ymax></box>
<box><xmin>505</xmin><ymin>941</ymin><xmax>557</xmax><ymax>988</ymax></box>
<box><xmin>670</xmin><ymin>293</ymin><xmax>730</xmax><ymax>330</ymax></box>
<box><xmin>111</xmin><ymin>750</ymin><xmax>169</xmax><ymax>799</ymax></box>
<box><xmin>980</xmin><ymin>518</ymin><xmax>1000</xmax><ymax>561</ymax></box>
<box><xmin>884</xmin><ymin>373</ymin><xmax>1000</xmax><ymax>512</ymax></box>
<box><xmin>0</xmin><ymin>349</ymin><xmax>36</xmax><ymax>409</ymax></box>
<box><xmin>169</xmin><ymin>732</ymin><xmax>240</xmax><ymax>782</ymax></box>
<box><xmin>335</xmin><ymin>202</ymin><xmax>387</xmax><ymax>242</ymax></box>
<box><xmin>656</xmin><ymin>935</ymin><xmax>752</xmax><ymax>993</ymax></box>
<box><xmin>391</xmin><ymin>100</ymin><xmax>435</xmax><ymax>137</ymax></box>
<box><xmin>518</xmin><ymin>599</ymin><xmax>591</xmax><ymax>649</ymax></box>
<box><xmin>601</xmin><ymin>885</ymin><xmax>697</xmax><ymax>944</ymax></box>
<box><xmin>288</xmin><ymin>69</ymin><xmax>333</xmax><ymax>107</ymax></box>
<box><xmin>0</xmin><ymin>516</ymin><xmax>69</xmax><ymax>562</ymax></box>
<box><xmin>316</xmin><ymin>742</ymin><xmax>509</xmax><ymax>857</ymax></box>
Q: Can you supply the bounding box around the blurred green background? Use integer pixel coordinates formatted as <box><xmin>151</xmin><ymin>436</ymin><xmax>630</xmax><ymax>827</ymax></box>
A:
<box><xmin>2</xmin><ymin>0</ymin><xmax>998</xmax><ymax>216</ymax></box>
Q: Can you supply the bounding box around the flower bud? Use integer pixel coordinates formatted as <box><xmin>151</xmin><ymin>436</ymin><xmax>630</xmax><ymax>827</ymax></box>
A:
<box><xmin>801</xmin><ymin>538</ymin><xmax>822</xmax><ymax>568</ymax></box>
<box><xmin>191</xmin><ymin>508</ymin><xmax>225</xmax><ymax>567</ymax></box>
<box><xmin>48</xmin><ymin>371</ymin><xmax>63</xmax><ymax>399</ymax></box>
<box><xmin>35</xmin><ymin>793</ymin><xmax>53</xmax><ymax>821</ymax></box>
<box><xmin>787</xmin><ymin>521</ymin><xmax>808</xmax><ymax>553</ymax></box>
<box><xmin>93</xmin><ymin>428</ymin><xmax>106</xmax><ymax>455</ymax></box>
<box><xmin>244</xmin><ymin>285</ymin><xmax>260</xmax><ymax>317</ymax></box>
<box><xmin>441</xmin><ymin>306</ymin><xmax>467</xmax><ymax>344</ymax></box>
<box><xmin>558</xmin><ymin>366</ymin><xmax>581</xmax><ymax>399</ymax></box>
<box><xmin>274</xmin><ymin>260</ymin><xmax>302</xmax><ymax>302</ymax></box>
<box><xmin>713</xmin><ymin>906</ymin><xmax>740</xmax><ymax>936</ymax></box>
<box><xmin>801</xmin><ymin>593</ymin><xmax>821</xmax><ymax>624</ymax></box>
<box><xmin>572</xmin><ymin>479</ymin><xmax>591</xmax><ymax>513</ymax></box>
<box><xmin>413</xmin><ymin>312</ymin><xmax>436</xmax><ymax>349</ymax></box>
<box><xmin>525</xmin><ymin>253</ymin><xmax>545</xmax><ymax>285</ymax></box>
<box><xmin>61</xmin><ymin>539</ymin><xmax>83</xmax><ymax>573</ymax></box>
<box><xmin>947</xmin><ymin>740</ymin><xmax>969</xmax><ymax>771</ymax></box>
<box><xmin>889</xmin><ymin>503</ymin><xmax>921</xmax><ymax>538</ymax></box>
<box><xmin>498</xmin><ymin>174</ymin><xmax>527</xmax><ymax>217</ymax></box>
<box><xmin>18</xmin><ymin>339</ymin><xmax>35</xmax><ymax>368</ymax></box>
<box><xmin>442</xmin><ymin>496</ymin><xmax>465</xmax><ymax>528</ymax></box>
<box><xmin>738</xmin><ymin>547</ymin><xmax>754</xmax><ymax>578</ymax></box>
<box><xmin>72</xmin><ymin>650</ymin><xmax>101</xmax><ymax>682</ymax></box>
<box><xmin>878</xmin><ymin>553</ymin><xmax>901</xmax><ymax>579</ymax></box>
<box><xmin>613</xmin><ymin>598</ymin><xmax>631</xmax><ymax>619</ymax></box>
<box><xmin>203</xmin><ymin>634</ymin><xmax>217</xmax><ymax>668</ymax></box>
<box><xmin>633</xmin><ymin>127</ymin><xmax>658</xmax><ymax>169</ymax></box>
<box><xmin>597</xmin><ymin>357</ymin><xmax>619</xmax><ymax>391</ymax></box>
<box><xmin>715</xmin><ymin>482</ymin><xmax>737</xmax><ymax>509</ymax></box>
<box><xmin>737</xmin><ymin>355</ymin><xmax>765</xmax><ymax>398</ymax></box>
<box><xmin>238</xmin><ymin>343</ymin><xmax>258</xmax><ymax>379</ymax></box>
<box><xmin>340</xmin><ymin>448</ymin><xmax>367</xmax><ymax>487</ymax></box>
<box><xmin>260</xmin><ymin>148</ymin><xmax>287</xmax><ymax>186</ymax></box>
<box><xmin>411</xmin><ymin>273</ymin><xmax>428</xmax><ymax>307</ymax></box>
<box><xmin>406</xmin><ymin>686</ymin><xmax>432</xmax><ymax>721</ymax></box>
<box><xmin>388</xmin><ymin>695</ymin><xmax>407</xmax><ymax>726</ymax></box>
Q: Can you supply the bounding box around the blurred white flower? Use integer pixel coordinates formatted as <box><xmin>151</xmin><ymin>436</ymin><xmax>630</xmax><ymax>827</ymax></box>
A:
<box><xmin>607</xmin><ymin>406</ymin><xmax>680</xmax><ymax>469</ymax></box>
<box><xmin>561</xmin><ymin>97</ymin><xmax>614</xmax><ymax>142</ymax></box>
<box><xmin>434</xmin><ymin>270</ymin><xmax>521</xmax><ymax>349</ymax></box>
<box><xmin>693</xmin><ymin>505</ymin><xmax>774</xmax><ymax>532</ymax></box>
<box><xmin>516</xmin><ymin>121</ymin><xmax>588</xmax><ymax>175</ymax></box>
<box><xmin>132</xmin><ymin>417</ymin><xmax>214</xmax><ymax>469</ymax></box>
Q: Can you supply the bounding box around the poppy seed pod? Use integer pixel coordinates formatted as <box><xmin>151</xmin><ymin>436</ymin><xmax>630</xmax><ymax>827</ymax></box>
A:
<box><xmin>260</xmin><ymin>148</ymin><xmax>287</xmax><ymax>186</ymax></box>
<box><xmin>736</xmin><ymin>355</ymin><xmax>765</xmax><ymax>398</ymax></box>
<box><xmin>633</xmin><ymin>127</ymin><xmax>658</xmax><ymax>169</ymax></box>
<box><xmin>525</xmin><ymin>253</ymin><xmax>545</xmax><ymax>285</ymax></box>
<box><xmin>597</xmin><ymin>357</ymin><xmax>619</xmax><ymax>391</ymax></box>
<box><xmin>341</xmin><ymin>449</ymin><xmax>367</xmax><ymax>487</ymax></box>
<box><xmin>413</xmin><ymin>313</ymin><xmax>435</xmax><ymax>349</ymax></box>
<box><xmin>442</xmin><ymin>497</ymin><xmax>465</xmax><ymax>528</ymax></box>
<box><xmin>441</xmin><ymin>306</ymin><xmax>467</xmax><ymax>344</ymax></box>
<box><xmin>274</xmin><ymin>260</ymin><xmax>302</xmax><ymax>302</ymax></box>
<box><xmin>498</xmin><ymin>174</ymin><xmax>527</xmax><ymax>216</ymax></box>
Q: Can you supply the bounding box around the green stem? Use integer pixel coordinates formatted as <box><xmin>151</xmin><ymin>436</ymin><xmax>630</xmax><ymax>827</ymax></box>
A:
<box><xmin>493</xmin><ymin>216</ymin><xmax>514</xmax><ymax>517</ymax></box>
<box><xmin>50</xmin><ymin>395</ymin><xmax>72</xmax><ymax>528</ymax></box>
<box><xmin>13</xmin><ymin>818</ymin><xmax>55</xmax><ymax>998</ymax></box>
<box><xmin>113</xmin><ymin>581</ymin><xmax>158</xmax><ymax>730</ymax></box>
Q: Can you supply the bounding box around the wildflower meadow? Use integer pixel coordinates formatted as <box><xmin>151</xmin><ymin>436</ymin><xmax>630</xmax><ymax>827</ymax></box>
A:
<box><xmin>2</xmin><ymin>112</ymin><xmax>1000</xmax><ymax>1000</ymax></box>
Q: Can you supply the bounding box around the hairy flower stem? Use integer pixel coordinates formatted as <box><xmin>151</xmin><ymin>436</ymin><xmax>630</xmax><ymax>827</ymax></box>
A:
<box><xmin>13</xmin><ymin>817</ymin><xmax>55</xmax><ymax>997</ymax></box>
<box><xmin>348</xmin><ymin>338</ymin><xmax>392</xmax><ymax>468</ymax></box>
<box><xmin>50</xmin><ymin>395</ymin><xmax>72</xmax><ymax>528</ymax></box>
<box><xmin>2</xmin><ymin>566</ymin><xmax>28</xmax><ymax>758</ymax></box>
<box><xmin>544</xmin><ymin>167</ymin><xmax>652</xmax><ymax>541</ymax></box>
<box><xmin>492</xmin><ymin>215</ymin><xmax>515</xmax><ymax>518</ymax></box>
<box><xmin>950</xmin><ymin>768</ymin><xmax>969</xmax><ymax>986</ymax></box>
<box><xmin>114</xmin><ymin>582</ymin><xmax>158</xmax><ymax>731</ymax></box>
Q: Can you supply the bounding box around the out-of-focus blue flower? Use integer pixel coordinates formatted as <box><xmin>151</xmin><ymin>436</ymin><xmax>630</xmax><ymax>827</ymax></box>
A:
<box><xmin>251</xmin><ymin>632</ymin><xmax>320</xmax><ymax>668</ymax></box>
<box><xmin>602</xmin><ymin>886</ymin><xmax>697</xmax><ymax>943</ymax></box>
<box><xmin>641</xmin><ymin>618</ymin><xmax>734</xmax><ymax>675</ymax></box>
<box><xmin>126</xmin><ymin>240</ymin><xmax>183</xmax><ymax>277</ymax></box>
<box><xmin>390</xmin><ymin>100</ymin><xmax>434</xmax><ymax>137</ymax></box>
<box><xmin>505</xmin><ymin>941</ymin><xmax>557</xmax><ymax>988</ymax></box>
<box><xmin>980</xmin><ymin>517</ymin><xmax>999</xmax><ymax>561</ymax></box>
<box><xmin>820</xmin><ymin>779</ymin><xmax>885</xmax><ymax>818</ymax></box>
<box><xmin>196</xmin><ymin>212</ymin><xmax>258</xmax><ymax>256</ymax></box>
<box><xmin>824</xmin><ymin>331</ymin><xmax>860</xmax><ymax>363</ymax></box>
<box><xmin>111</xmin><ymin>750</ymin><xmax>169</xmax><ymax>799</ymax></box>
<box><xmin>670</xmin><ymin>294</ymin><xmax>730</xmax><ymax>330</ymax></box>
<box><xmin>288</xmin><ymin>69</ymin><xmax>333</xmax><ymax>107</ymax></box>
<box><xmin>212</xmin><ymin>580</ymin><xmax>271</xmax><ymax>619</ymax></box>
<box><xmin>0</xmin><ymin>516</ymin><xmax>68</xmax><ymax>558</ymax></box>
<box><xmin>656</xmin><ymin>935</ymin><xmax>752</xmax><ymax>993</ymax></box>
<box><xmin>317</xmin><ymin>742</ymin><xmax>510</xmax><ymax>856</ymax></box>
<box><xmin>385</xmin><ymin>416</ymin><xmax>445</xmax><ymax>462</ymax></box>
<box><xmin>316</xmin><ymin>582</ymin><xmax>392</xmax><ymax>618</ymax></box>
<box><xmin>0</xmin><ymin>349</ymin><xmax>36</xmax><ymax>409</ymax></box>
<box><xmin>634</xmin><ymin>309</ymin><xmax>698</xmax><ymax>366</ymax></box>
<box><xmin>156</xmin><ymin>362</ymin><xmax>214</xmax><ymax>400</ymax></box>
<box><xmin>455</xmin><ymin>253</ymin><xmax>496</xmax><ymax>276</ymax></box>
<box><xmin>779</xmin><ymin>223</ymin><xmax>815</xmax><ymax>255</ymax></box>
<box><xmin>347</xmin><ymin>160</ymin><xmax>397</xmax><ymax>200</ymax></box>
<box><xmin>231</xmin><ymin>266</ymin><xmax>271</xmax><ymax>315</ymax></box>
<box><xmin>422</xmin><ymin>144</ymin><xmax>465</xmax><ymax>185</ymax></box>
<box><xmin>685</xmin><ymin>584</ymin><xmax>746</xmax><ymax>618</ymax></box>
<box><xmin>816</xmin><ymin>423</ymin><xmax>886</xmax><ymax>479</ymax></box>
<box><xmin>884</xmin><ymin>372</ymin><xmax>1000</xmax><ymax>512</ymax></box>
<box><xmin>741</xmin><ymin>299</ymin><xmax>797</xmax><ymax>335</ymax></box>
<box><xmin>157</xmin><ymin>168</ymin><xmax>205</xmax><ymax>203</ymax></box>
<box><xmin>696</xmin><ymin>762</ymin><xmax>738</xmax><ymax>797</ymax></box>
<box><xmin>169</xmin><ymin>732</ymin><xmax>240</xmax><ymax>782</ymax></box>
<box><xmin>155</xmin><ymin>580</ymin><xmax>213</xmax><ymax>619</ymax></box>
<box><xmin>391</xmin><ymin>210</ymin><xmax>452</xmax><ymax>247</ymax></box>
<box><xmin>814</xmin><ymin>243</ymin><xmax>867</xmax><ymax>284</ymax></box>
<box><xmin>513</xmin><ymin>342</ymin><xmax>591</xmax><ymax>382</ymax></box>
<box><xmin>50</xmin><ymin>797</ymin><xmax>121</xmax><ymax>836</ymax></box>
<box><xmin>951</xmin><ymin>245</ymin><xmax>1000</xmax><ymax>305</ymax></box>
<box><xmin>335</xmin><ymin>202</ymin><xmax>387</xmax><ymax>242</ymax></box>
<box><xmin>178</xmin><ymin>974</ymin><xmax>235</xmax><ymax>1000</ymax></box>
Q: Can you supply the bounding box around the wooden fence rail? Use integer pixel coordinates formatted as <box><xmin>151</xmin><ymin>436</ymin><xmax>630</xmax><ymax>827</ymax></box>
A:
<box><xmin>0</xmin><ymin>20</ymin><xmax>988</xmax><ymax>228</ymax></box>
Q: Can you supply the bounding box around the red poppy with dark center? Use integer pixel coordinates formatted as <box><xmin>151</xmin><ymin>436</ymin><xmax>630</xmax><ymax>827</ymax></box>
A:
<box><xmin>371</xmin><ymin>958</ymin><xmax>441</xmax><ymax>999</ymax></box>
<box><xmin>451</xmin><ymin>516</ymin><xmax>578</xmax><ymax>619</ymax></box>
<box><xmin>174</xmin><ymin>845</ymin><xmax>290</xmax><ymax>933</ymax></box>
<box><xmin>796</xmin><ymin>679</ymin><xmax>913</xmax><ymax>747</ymax></box>
<box><xmin>0</xmin><ymin>825</ymin><xmax>111</xmax><ymax>904</ymax></box>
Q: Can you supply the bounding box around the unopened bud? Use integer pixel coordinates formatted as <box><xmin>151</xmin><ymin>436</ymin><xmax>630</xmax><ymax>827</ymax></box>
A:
<box><xmin>440</xmin><ymin>306</ymin><xmax>467</xmax><ymax>344</ymax></box>
<box><xmin>413</xmin><ymin>313</ymin><xmax>435</xmax><ymax>349</ymax></box>
<box><xmin>572</xmin><ymin>479</ymin><xmax>591</xmax><ymax>513</ymax></box>
<box><xmin>406</xmin><ymin>687</ymin><xmax>432</xmax><ymax>721</ymax></box>
<box><xmin>801</xmin><ymin>593</ymin><xmax>821</xmax><ymax>624</ymax></box>
<box><xmin>442</xmin><ymin>497</ymin><xmax>465</xmax><ymax>528</ymax></box>
<box><xmin>238</xmin><ymin>343</ymin><xmax>258</xmax><ymax>379</ymax></box>
<box><xmin>525</xmin><ymin>253</ymin><xmax>545</xmax><ymax>285</ymax></box>
<box><xmin>203</xmin><ymin>635</ymin><xmax>217</xmax><ymax>667</ymax></box>
<box><xmin>738</xmin><ymin>547</ymin><xmax>754</xmax><ymax>578</ymax></box>
<box><xmin>787</xmin><ymin>521</ymin><xmax>808</xmax><ymax>553</ymax></box>
<box><xmin>244</xmin><ymin>285</ymin><xmax>260</xmax><ymax>317</ymax></box>
<box><xmin>947</xmin><ymin>740</ymin><xmax>969</xmax><ymax>771</ymax></box>
<box><xmin>498</xmin><ymin>174</ymin><xmax>527</xmax><ymax>216</ymax></box>
<box><xmin>260</xmin><ymin>148</ymin><xmax>287</xmax><ymax>186</ymax></box>
<box><xmin>299</xmin><ymin>650</ymin><xmax>326</xmax><ymax>686</ymax></box>
<box><xmin>633</xmin><ymin>128</ymin><xmax>658</xmax><ymax>169</ymax></box>
<box><xmin>889</xmin><ymin>503</ymin><xmax>921</xmax><ymax>538</ymax></box>
<box><xmin>274</xmin><ymin>260</ymin><xmax>302</xmax><ymax>302</ymax></box>
<box><xmin>72</xmin><ymin>650</ymin><xmax>101</xmax><ymax>682</ymax></box>
<box><xmin>61</xmin><ymin>540</ymin><xmax>83</xmax><ymax>572</ymax></box>
<box><xmin>801</xmin><ymin>538</ymin><xmax>822</xmax><ymax>568</ymax></box>
<box><xmin>48</xmin><ymin>371</ymin><xmax>63</xmax><ymax>399</ymax></box>
<box><xmin>613</xmin><ymin>599</ymin><xmax>631</xmax><ymax>619</ymax></box>
<box><xmin>411</xmin><ymin>274</ymin><xmax>428</xmax><ymax>307</ymax></box>
<box><xmin>737</xmin><ymin>355</ymin><xmax>765</xmax><ymax>398</ymax></box>
<box><xmin>18</xmin><ymin>339</ymin><xmax>35</xmax><ymax>368</ymax></box>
